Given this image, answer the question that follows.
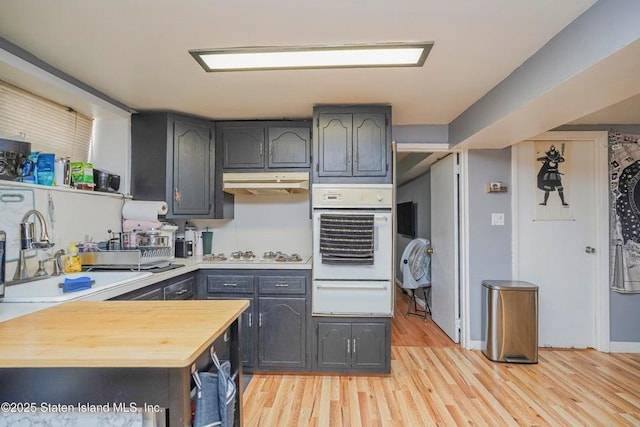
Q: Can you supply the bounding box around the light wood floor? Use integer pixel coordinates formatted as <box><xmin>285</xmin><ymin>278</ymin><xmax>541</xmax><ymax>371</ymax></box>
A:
<box><xmin>243</xmin><ymin>286</ymin><xmax>640</xmax><ymax>426</ymax></box>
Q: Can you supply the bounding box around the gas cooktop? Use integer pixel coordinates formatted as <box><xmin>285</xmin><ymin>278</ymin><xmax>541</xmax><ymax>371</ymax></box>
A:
<box><xmin>203</xmin><ymin>251</ymin><xmax>309</xmax><ymax>264</ymax></box>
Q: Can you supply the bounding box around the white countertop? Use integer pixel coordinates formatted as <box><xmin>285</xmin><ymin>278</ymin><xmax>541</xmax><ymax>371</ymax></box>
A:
<box><xmin>0</xmin><ymin>256</ymin><xmax>312</xmax><ymax>323</ymax></box>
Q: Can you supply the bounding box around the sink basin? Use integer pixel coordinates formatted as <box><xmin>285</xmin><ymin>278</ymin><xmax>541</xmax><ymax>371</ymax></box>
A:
<box><xmin>3</xmin><ymin>271</ymin><xmax>153</xmax><ymax>302</ymax></box>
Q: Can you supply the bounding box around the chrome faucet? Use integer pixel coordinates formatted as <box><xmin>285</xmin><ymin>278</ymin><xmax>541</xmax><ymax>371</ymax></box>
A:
<box><xmin>12</xmin><ymin>209</ymin><xmax>55</xmax><ymax>282</ymax></box>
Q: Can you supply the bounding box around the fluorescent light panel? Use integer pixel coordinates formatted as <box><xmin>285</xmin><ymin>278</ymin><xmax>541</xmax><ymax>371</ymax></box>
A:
<box><xmin>190</xmin><ymin>43</ymin><xmax>432</xmax><ymax>72</ymax></box>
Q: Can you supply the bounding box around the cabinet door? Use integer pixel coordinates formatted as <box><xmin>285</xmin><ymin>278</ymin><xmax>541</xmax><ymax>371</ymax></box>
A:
<box><xmin>268</xmin><ymin>127</ymin><xmax>311</xmax><ymax>168</ymax></box>
<box><xmin>258</xmin><ymin>297</ymin><xmax>306</xmax><ymax>368</ymax></box>
<box><xmin>352</xmin><ymin>113</ymin><xmax>387</xmax><ymax>177</ymax></box>
<box><xmin>172</xmin><ymin>120</ymin><xmax>213</xmax><ymax>216</ymax></box>
<box><xmin>317</xmin><ymin>114</ymin><xmax>352</xmax><ymax>177</ymax></box>
<box><xmin>207</xmin><ymin>296</ymin><xmax>256</xmax><ymax>369</ymax></box>
<box><xmin>351</xmin><ymin>323</ymin><xmax>386</xmax><ymax>370</ymax></box>
<box><xmin>221</xmin><ymin>126</ymin><xmax>265</xmax><ymax>169</ymax></box>
<box><xmin>316</xmin><ymin>322</ymin><xmax>351</xmax><ymax>369</ymax></box>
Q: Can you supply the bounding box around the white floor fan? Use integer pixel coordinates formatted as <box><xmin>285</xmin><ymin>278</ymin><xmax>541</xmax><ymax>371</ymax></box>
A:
<box><xmin>400</xmin><ymin>238</ymin><xmax>432</xmax><ymax>321</ymax></box>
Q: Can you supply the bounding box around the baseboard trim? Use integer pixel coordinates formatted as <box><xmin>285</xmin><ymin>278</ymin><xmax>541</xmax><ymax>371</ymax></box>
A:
<box><xmin>466</xmin><ymin>340</ymin><xmax>640</xmax><ymax>353</ymax></box>
<box><xmin>468</xmin><ymin>340</ymin><xmax>483</xmax><ymax>350</ymax></box>
<box><xmin>609</xmin><ymin>341</ymin><xmax>640</xmax><ymax>353</ymax></box>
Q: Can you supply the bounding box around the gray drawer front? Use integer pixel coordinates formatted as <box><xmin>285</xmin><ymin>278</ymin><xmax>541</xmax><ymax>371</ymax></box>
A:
<box><xmin>164</xmin><ymin>278</ymin><xmax>195</xmax><ymax>300</ymax></box>
<box><xmin>258</xmin><ymin>276</ymin><xmax>306</xmax><ymax>294</ymax></box>
<box><xmin>207</xmin><ymin>275</ymin><xmax>254</xmax><ymax>294</ymax></box>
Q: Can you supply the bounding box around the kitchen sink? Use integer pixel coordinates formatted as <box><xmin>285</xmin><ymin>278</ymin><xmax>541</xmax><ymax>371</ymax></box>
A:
<box><xmin>3</xmin><ymin>271</ymin><xmax>153</xmax><ymax>303</ymax></box>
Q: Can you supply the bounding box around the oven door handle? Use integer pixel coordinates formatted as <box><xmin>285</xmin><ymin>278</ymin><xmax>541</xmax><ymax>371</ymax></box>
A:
<box><xmin>316</xmin><ymin>284</ymin><xmax>389</xmax><ymax>290</ymax></box>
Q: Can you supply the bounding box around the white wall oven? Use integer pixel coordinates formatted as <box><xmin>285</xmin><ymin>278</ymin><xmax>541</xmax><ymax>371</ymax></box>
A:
<box><xmin>312</xmin><ymin>184</ymin><xmax>393</xmax><ymax>316</ymax></box>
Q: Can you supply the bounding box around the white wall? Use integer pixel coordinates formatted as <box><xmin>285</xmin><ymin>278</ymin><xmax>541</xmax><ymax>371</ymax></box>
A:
<box><xmin>190</xmin><ymin>193</ymin><xmax>312</xmax><ymax>257</ymax></box>
<box><xmin>91</xmin><ymin>117</ymin><xmax>132</xmax><ymax>194</ymax></box>
<box><xmin>1</xmin><ymin>182</ymin><xmax>125</xmax><ymax>279</ymax></box>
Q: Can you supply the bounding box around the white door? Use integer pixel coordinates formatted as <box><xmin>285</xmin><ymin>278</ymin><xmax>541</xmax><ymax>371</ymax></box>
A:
<box><xmin>430</xmin><ymin>153</ymin><xmax>460</xmax><ymax>343</ymax></box>
<box><xmin>514</xmin><ymin>140</ymin><xmax>601</xmax><ymax>348</ymax></box>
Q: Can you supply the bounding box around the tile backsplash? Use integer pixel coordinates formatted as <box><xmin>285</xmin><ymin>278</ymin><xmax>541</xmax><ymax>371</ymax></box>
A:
<box><xmin>191</xmin><ymin>193</ymin><xmax>312</xmax><ymax>257</ymax></box>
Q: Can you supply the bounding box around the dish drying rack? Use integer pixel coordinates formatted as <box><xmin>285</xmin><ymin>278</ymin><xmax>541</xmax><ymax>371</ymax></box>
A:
<box><xmin>79</xmin><ymin>247</ymin><xmax>173</xmax><ymax>271</ymax></box>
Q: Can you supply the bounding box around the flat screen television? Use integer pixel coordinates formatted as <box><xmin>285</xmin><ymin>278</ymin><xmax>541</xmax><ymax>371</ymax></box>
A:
<box><xmin>396</xmin><ymin>201</ymin><xmax>416</xmax><ymax>238</ymax></box>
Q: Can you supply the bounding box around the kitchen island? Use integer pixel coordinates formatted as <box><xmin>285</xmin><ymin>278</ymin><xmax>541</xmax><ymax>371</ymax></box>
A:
<box><xmin>0</xmin><ymin>299</ymin><xmax>248</xmax><ymax>426</ymax></box>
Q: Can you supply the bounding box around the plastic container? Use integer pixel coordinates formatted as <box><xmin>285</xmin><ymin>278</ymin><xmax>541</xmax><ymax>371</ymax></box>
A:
<box><xmin>64</xmin><ymin>242</ymin><xmax>83</xmax><ymax>273</ymax></box>
<box><xmin>201</xmin><ymin>231</ymin><xmax>213</xmax><ymax>255</ymax></box>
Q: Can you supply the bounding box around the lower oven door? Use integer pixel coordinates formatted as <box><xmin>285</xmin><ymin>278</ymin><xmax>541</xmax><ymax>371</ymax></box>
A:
<box><xmin>312</xmin><ymin>280</ymin><xmax>393</xmax><ymax>316</ymax></box>
<box><xmin>313</xmin><ymin>210</ymin><xmax>392</xmax><ymax>281</ymax></box>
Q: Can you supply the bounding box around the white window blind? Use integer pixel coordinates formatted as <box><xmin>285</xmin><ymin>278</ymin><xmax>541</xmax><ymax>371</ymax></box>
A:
<box><xmin>0</xmin><ymin>80</ymin><xmax>93</xmax><ymax>162</ymax></box>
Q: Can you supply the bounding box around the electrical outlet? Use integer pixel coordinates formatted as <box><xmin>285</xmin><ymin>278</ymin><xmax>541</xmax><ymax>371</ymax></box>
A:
<box><xmin>491</xmin><ymin>213</ymin><xmax>505</xmax><ymax>226</ymax></box>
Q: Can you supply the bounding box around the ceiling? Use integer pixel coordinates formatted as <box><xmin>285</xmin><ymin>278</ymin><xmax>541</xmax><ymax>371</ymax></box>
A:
<box><xmin>0</xmin><ymin>0</ymin><xmax>600</xmax><ymax>125</ymax></box>
<box><xmin>1</xmin><ymin>0</ymin><xmax>639</xmax><ymax>185</ymax></box>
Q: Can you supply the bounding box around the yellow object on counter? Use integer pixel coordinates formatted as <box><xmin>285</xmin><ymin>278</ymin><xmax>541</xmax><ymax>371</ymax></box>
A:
<box><xmin>64</xmin><ymin>242</ymin><xmax>82</xmax><ymax>273</ymax></box>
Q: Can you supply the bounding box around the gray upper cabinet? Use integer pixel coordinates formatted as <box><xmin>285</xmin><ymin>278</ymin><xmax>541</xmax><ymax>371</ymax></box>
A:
<box><xmin>218</xmin><ymin>121</ymin><xmax>311</xmax><ymax>171</ymax></box>
<box><xmin>316</xmin><ymin>113</ymin><xmax>352</xmax><ymax>176</ymax></box>
<box><xmin>131</xmin><ymin>112</ymin><xmax>233</xmax><ymax>219</ymax></box>
<box><xmin>268</xmin><ymin>127</ymin><xmax>311</xmax><ymax>168</ymax></box>
<box><xmin>313</xmin><ymin>105</ymin><xmax>392</xmax><ymax>183</ymax></box>
<box><xmin>353</xmin><ymin>113</ymin><xmax>387</xmax><ymax>177</ymax></box>
<box><xmin>221</xmin><ymin>125</ymin><xmax>265</xmax><ymax>169</ymax></box>
<box><xmin>172</xmin><ymin>120</ymin><xmax>213</xmax><ymax>216</ymax></box>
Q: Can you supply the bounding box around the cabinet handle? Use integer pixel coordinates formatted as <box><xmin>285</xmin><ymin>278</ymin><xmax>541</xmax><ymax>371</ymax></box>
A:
<box><xmin>274</xmin><ymin>283</ymin><xmax>289</xmax><ymax>288</ymax></box>
<box><xmin>269</xmin><ymin>143</ymin><xmax>272</xmax><ymax>160</ymax></box>
<box><xmin>347</xmin><ymin>339</ymin><xmax>350</xmax><ymax>354</ymax></box>
<box><xmin>224</xmin><ymin>332</ymin><xmax>230</xmax><ymax>342</ymax></box>
<box><xmin>223</xmin><ymin>283</ymin><xmax>237</xmax><ymax>287</ymax></box>
<box><xmin>259</xmin><ymin>313</ymin><xmax>263</xmax><ymax>328</ymax></box>
<box><xmin>353</xmin><ymin>338</ymin><xmax>356</xmax><ymax>354</ymax></box>
<box><xmin>174</xmin><ymin>289</ymin><xmax>188</xmax><ymax>295</ymax></box>
<box><xmin>174</xmin><ymin>188</ymin><xmax>181</xmax><ymax>202</ymax></box>
<box><xmin>260</xmin><ymin>144</ymin><xmax>264</xmax><ymax>157</ymax></box>
<box><xmin>248</xmin><ymin>312</ymin><xmax>252</xmax><ymax>328</ymax></box>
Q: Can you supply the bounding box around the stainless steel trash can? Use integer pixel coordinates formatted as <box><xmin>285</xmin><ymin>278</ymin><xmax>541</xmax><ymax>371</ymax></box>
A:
<box><xmin>482</xmin><ymin>280</ymin><xmax>538</xmax><ymax>364</ymax></box>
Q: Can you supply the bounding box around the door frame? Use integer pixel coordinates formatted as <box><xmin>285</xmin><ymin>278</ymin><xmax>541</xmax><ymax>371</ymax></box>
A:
<box><xmin>395</xmin><ymin>143</ymin><xmax>469</xmax><ymax>348</ymax></box>
<box><xmin>514</xmin><ymin>131</ymin><xmax>609</xmax><ymax>352</ymax></box>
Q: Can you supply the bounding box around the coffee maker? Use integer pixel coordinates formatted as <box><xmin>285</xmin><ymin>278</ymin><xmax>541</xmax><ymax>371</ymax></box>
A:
<box><xmin>0</xmin><ymin>138</ymin><xmax>33</xmax><ymax>181</ymax></box>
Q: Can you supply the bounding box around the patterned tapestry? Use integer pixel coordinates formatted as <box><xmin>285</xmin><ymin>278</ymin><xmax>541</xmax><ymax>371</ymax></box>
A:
<box><xmin>609</xmin><ymin>132</ymin><xmax>640</xmax><ymax>293</ymax></box>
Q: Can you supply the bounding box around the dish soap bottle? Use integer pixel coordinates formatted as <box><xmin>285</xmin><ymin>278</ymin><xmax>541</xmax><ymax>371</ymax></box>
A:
<box><xmin>64</xmin><ymin>242</ymin><xmax>82</xmax><ymax>273</ymax></box>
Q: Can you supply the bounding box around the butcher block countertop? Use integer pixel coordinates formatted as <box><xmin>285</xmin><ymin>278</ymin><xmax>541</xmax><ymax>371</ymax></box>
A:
<box><xmin>0</xmin><ymin>299</ymin><xmax>249</xmax><ymax>369</ymax></box>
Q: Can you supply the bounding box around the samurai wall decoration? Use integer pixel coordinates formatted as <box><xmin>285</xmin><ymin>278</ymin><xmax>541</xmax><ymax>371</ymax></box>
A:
<box><xmin>534</xmin><ymin>141</ymin><xmax>573</xmax><ymax>221</ymax></box>
<box><xmin>609</xmin><ymin>132</ymin><xmax>640</xmax><ymax>294</ymax></box>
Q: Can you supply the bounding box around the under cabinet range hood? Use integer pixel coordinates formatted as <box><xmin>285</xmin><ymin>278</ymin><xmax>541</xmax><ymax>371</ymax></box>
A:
<box><xmin>223</xmin><ymin>172</ymin><xmax>309</xmax><ymax>195</ymax></box>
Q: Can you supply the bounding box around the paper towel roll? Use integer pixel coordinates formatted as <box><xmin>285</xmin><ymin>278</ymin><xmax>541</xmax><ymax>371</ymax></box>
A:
<box><xmin>122</xmin><ymin>200</ymin><xmax>168</xmax><ymax>221</ymax></box>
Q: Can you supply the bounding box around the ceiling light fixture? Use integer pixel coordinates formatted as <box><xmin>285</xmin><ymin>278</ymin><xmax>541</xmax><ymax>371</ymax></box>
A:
<box><xmin>190</xmin><ymin>42</ymin><xmax>433</xmax><ymax>72</ymax></box>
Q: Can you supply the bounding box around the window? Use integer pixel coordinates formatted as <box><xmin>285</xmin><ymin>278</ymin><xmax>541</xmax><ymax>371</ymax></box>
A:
<box><xmin>0</xmin><ymin>80</ymin><xmax>93</xmax><ymax>162</ymax></box>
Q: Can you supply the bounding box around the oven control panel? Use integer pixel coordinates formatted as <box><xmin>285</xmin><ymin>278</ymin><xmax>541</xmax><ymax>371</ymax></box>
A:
<box><xmin>312</xmin><ymin>184</ymin><xmax>393</xmax><ymax>208</ymax></box>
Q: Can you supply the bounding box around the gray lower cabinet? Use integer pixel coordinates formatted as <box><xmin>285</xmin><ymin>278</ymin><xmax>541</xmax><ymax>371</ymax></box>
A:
<box><xmin>313</xmin><ymin>318</ymin><xmax>390</xmax><ymax>374</ymax></box>
<box><xmin>198</xmin><ymin>269</ymin><xmax>310</xmax><ymax>372</ymax></box>
<box><xmin>258</xmin><ymin>297</ymin><xmax>306</xmax><ymax>368</ymax></box>
<box><xmin>163</xmin><ymin>273</ymin><xmax>195</xmax><ymax>300</ymax></box>
<box><xmin>111</xmin><ymin>272</ymin><xmax>196</xmax><ymax>301</ymax></box>
<box><xmin>116</xmin><ymin>284</ymin><xmax>163</xmax><ymax>301</ymax></box>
